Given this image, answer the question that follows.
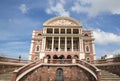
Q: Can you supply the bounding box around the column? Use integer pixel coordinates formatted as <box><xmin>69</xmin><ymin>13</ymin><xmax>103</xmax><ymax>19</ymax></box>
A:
<box><xmin>43</xmin><ymin>28</ymin><xmax>45</xmax><ymax>33</ymax></box>
<box><xmin>65</xmin><ymin>37</ymin><xmax>67</xmax><ymax>52</ymax></box>
<box><xmin>58</xmin><ymin>36</ymin><xmax>60</xmax><ymax>51</ymax></box>
<box><xmin>65</xmin><ymin>28</ymin><xmax>67</xmax><ymax>34</ymax></box>
<box><xmin>92</xmin><ymin>41</ymin><xmax>96</xmax><ymax>60</ymax></box>
<box><xmin>71</xmin><ymin>37</ymin><xmax>73</xmax><ymax>52</ymax></box>
<box><xmin>79</xmin><ymin>28</ymin><xmax>81</xmax><ymax>34</ymax></box>
<box><xmin>43</xmin><ymin>37</ymin><xmax>46</xmax><ymax>51</ymax></box>
<box><xmin>53</xmin><ymin>28</ymin><xmax>54</xmax><ymax>34</ymax></box>
<box><xmin>79</xmin><ymin>37</ymin><xmax>81</xmax><ymax>52</ymax></box>
<box><xmin>41</xmin><ymin>37</ymin><xmax>44</xmax><ymax>51</ymax></box>
<box><xmin>79</xmin><ymin>38</ymin><xmax>85</xmax><ymax>60</ymax></box>
<box><xmin>79</xmin><ymin>38</ymin><xmax>84</xmax><ymax>52</ymax></box>
<box><xmin>52</xmin><ymin>37</ymin><xmax>54</xmax><ymax>51</ymax></box>
<box><xmin>59</xmin><ymin>28</ymin><xmax>61</xmax><ymax>34</ymax></box>
<box><xmin>29</xmin><ymin>40</ymin><xmax>34</xmax><ymax>60</ymax></box>
<box><xmin>71</xmin><ymin>28</ymin><xmax>73</xmax><ymax>34</ymax></box>
<box><xmin>30</xmin><ymin>40</ymin><xmax>34</xmax><ymax>54</ymax></box>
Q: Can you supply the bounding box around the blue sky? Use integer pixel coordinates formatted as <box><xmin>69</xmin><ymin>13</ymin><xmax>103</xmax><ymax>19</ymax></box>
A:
<box><xmin>0</xmin><ymin>0</ymin><xmax>120</xmax><ymax>60</ymax></box>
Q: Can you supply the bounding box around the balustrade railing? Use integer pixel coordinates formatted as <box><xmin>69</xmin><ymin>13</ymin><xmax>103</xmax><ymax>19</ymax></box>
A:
<box><xmin>48</xmin><ymin>59</ymin><xmax>72</xmax><ymax>64</ymax></box>
<box><xmin>76</xmin><ymin>59</ymin><xmax>101</xmax><ymax>81</ymax></box>
<box><xmin>11</xmin><ymin>59</ymin><xmax>43</xmax><ymax>81</ymax></box>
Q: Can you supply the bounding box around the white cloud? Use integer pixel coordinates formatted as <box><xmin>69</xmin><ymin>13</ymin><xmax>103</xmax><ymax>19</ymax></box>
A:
<box><xmin>93</xmin><ymin>29</ymin><xmax>120</xmax><ymax>45</ymax></box>
<box><xmin>19</xmin><ymin>4</ymin><xmax>28</xmax><ymax>14</ymax></box>
<box><xmin>46</xmin><ymin>0</ymin><xmax>70</xmax><ymax>16</ymax></box>
<box><xmin>71</xmin><ymin>0</ymin><xmax>120</xmax><ymax>17</ymax></box>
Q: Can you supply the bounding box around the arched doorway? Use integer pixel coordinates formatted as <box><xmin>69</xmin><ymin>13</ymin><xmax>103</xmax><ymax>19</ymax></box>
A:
<box><xmin>74</xmin><ymin>55</ymin><xmax>79</xmax><ymax>59</ymax></box>
<box><xmin>56</xmin><ymin>68</ymin><xmax>63</xmax><ymax>81</ymax></box>
<box><xmin>53</xmin><ymin>55</ymin><xmax>58</xmax><ymax>59</ymax></box>
<box><xmin>67</xmin><ymin>55</ymin><xmax>72</xmax><ymax>59</ymax></box>
<box><xmin>59</xmin><ymin>55</ymin><xmax>65</xmax><ymax>59</ymax></box>
<box><xmin>46</xmin><ymin>55</ymin><xmax>51</xmax><ymax>59</ymax></box>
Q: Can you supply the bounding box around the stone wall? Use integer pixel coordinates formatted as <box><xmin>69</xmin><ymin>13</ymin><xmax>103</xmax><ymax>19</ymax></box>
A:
<box><xmin>20</xmin><ymin>65</ymin><xmax>96</xmax><ymax>81</ymax></box>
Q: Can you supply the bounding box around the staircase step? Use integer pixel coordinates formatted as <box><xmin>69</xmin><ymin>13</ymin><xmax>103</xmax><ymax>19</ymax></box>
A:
<box><xmin>101</xmin><ymin>70</ymin><xmax>120</xmax><ymax>81</ymax></box>
<box><xmin>0</xmin><ymin>73</ymin><xmax>12</xmax><ymax>81</ymax></box>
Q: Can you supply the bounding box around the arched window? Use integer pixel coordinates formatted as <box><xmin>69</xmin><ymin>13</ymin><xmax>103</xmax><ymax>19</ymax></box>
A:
<box><xmin>34</xmin><ymin>57</ymin><xmax>38</xmax><ymax>61</ymax></box>
<box><xmin>59</xmin><ymin>55</ymin><xmax>65</xmax><ymax>59</ymax></box>
<box><xmin>84</xmin><ymin>34</ymin><xmax>88</xmax><ymax>36</ymax></box>
<box><xmin>86</xmin><ymin>58</ymin><xmax>90</xmax><ymax>63</ymax></box>
<box><xmin>46</xmin><ymin>55</ymin><xmax>51</xmax><ymax>59</ymax></box>
<box><xmin>53</xmin><ymin>55</ymin><xmax>58</xmax><ymax>59</ymax></box>
<box><xmin>86</xmin><ymin>45</ymin><xmax>90</xmax><ymax>52</ymax></box>
<box><xmin>67</xmin><ymin>55</ymin><xmax>72</xmax><ymax>59</ymax></box>
<box><xmin>36</xmin><ymin>45</ymin><xmax>40</xmax><ymax>51</ymax></box>
<box><xmin>38</xmin><ymin>33</ymin><xmax>41</xmax><ymax>36</ymax></box>
<box><xmin>56</xmin><ymin>68</ymin><xmax>63</xmax><ymax>81</ymax></box>
<box><xmin>74</xmin><ymin>55</ymin><xmax>79</xmax><ymax>59</ymax></box>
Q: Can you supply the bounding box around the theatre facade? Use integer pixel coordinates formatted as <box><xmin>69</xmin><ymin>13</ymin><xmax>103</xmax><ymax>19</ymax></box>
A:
<box><xmin>29</xmin><ymin>16</ymin><xmax>96</xmax><ymax>63</ymax></box>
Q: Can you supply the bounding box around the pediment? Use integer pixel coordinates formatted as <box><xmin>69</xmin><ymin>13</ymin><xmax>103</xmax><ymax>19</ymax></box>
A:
<box><xmin>43</xmin><ymin>16</ymin><xmax>82</xmax><ymax>26</ymax></box>
<box><xmin>47</xmin><ymin>19</ymin><xmax>77</xmax><ymax>26</ymax></box>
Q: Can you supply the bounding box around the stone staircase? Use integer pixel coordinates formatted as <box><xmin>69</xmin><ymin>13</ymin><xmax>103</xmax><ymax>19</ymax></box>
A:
<box><xmin>0</xmin><ymin>72</ymin><xmax>13</xmax><ymax>81</ymax></box>
<box><xmin>101</xmin><ymin>70</ymin><xmax>120</xmax><ymax>81</ymax></box>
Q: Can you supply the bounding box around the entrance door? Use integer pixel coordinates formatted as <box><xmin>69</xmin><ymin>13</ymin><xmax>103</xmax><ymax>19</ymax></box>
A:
<box><xmin>56</xmin><ymin>68</ymin><xmax>63</xmax><ymax>81</ymax></box>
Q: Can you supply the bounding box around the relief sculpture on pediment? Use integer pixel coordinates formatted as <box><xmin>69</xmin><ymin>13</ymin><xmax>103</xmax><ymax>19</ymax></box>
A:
<box><xmin>48</xmin><ymin>19</ymin><xmax>77</xmax><ymax>26</ymax></box>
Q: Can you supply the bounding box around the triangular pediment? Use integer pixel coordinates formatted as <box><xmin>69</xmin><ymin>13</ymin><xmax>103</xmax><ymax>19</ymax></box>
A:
<box><xmin>43</xmin><ymin>16</ymin><xmax>82</xmax><ymax>26</ymax></box>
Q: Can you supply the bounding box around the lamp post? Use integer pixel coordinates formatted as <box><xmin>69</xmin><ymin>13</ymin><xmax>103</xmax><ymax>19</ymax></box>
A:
<box><xmin>19</xmin><ymin>55</ymin><xmax>21</xmax><ymax>63</ymax></box>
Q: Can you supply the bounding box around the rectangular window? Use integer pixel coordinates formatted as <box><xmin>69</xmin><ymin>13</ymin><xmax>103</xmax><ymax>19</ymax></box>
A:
<box><xmin>47</xmin><ymin>28</ymin><xmax>53</xmax><ymax>34</ymax></box>
<box><xmin>36</xmin><ymin>45</ymin><xmax>40</xmax><ymax>52</ymax></box>
<box><xmin>85</xmin><ymin>45</ymin><xmax>90</xmax><ymax>53</ymax></box>
<box><xmin>54</xmin><ymin>29</ymin><xmax>59</xmax><ymax>34</ymax></box>
<box><xmin>73</xmin><ymin>29</ymin><xmax>79</xmax><ymax>34</ymax></box>
<box><xmin>67</xmin><ymin>29</ymin><xmax>71</xmax><ymax>34</ymax></box>
<box><xmin>61</xmin><ymin>29</ymin><xmax>65</xmax><ymax>34</ymax></box>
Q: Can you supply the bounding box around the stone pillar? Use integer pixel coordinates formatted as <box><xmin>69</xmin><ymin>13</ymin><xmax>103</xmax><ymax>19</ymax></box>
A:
<box><xmin>52</xmin><ymin>37</ymin><xmax>54</xmax><ymax>51</ymax></box>
<box><xmin>79</xmin><ymin>37</ymin><xmax>81</xmax><ymax>52</ymax></box>
<box><xmin>72</xmin><ymin>58</ymin><xmax>76</xmax><ymax>64</ymax></box>
<box><xmin>65</xmin><ymin>37</ymin><xmax>67</xmax><ymax>52</ymax></box>
<box><xmin>43</xmin><ymin>28</ymin><xmax>47</xmax><ymax>34</ymax></box>
<box><xmin>71</xmin><ymin>28</ymin><xmax>73</xmax><ymax>34</ymax></box>
<box><xmin>65</xmin><ymin>28</ymin><xmax>67</xmax><ymax>34</ymax></box>
<box><xmin>53</xmin><ymin>28</ymin><xmax>54</xmax><ymax>34</ymax></box>
<box><xmin>96</xmin><ymin>69</ymin><xmax>101</xmax><ymax>81</ymax></box>
<box><xmin>79</xmin><ymin>28</ymin><xmax>81</xmax><ymax>34</ymax></box>
<box><xmin>79</xmin><ymin>38</ymin><xmax>83</xmax><ymax>52</ymax></box>
<box><xmin>59</xmin><ymin>28</ymin><xmax>61</xmax><ymax>34</ymax></box>
<box><xmin>44</xmin><ymin>37</ymin><xmax>46</xmax><ymax>51</ymax></box>
<box><xmin>29</xmin><ymin>40</ymin><xmax>34</xmax><ymax>60</ymax></box>
<box><xmin>44</xmin><ymin>58</ymin><xmax>48</xmax><ymax>63</ymax></box>
<box><xmin>79</xmin><ymin>38</ymin><xmax>85</xmax><ymax>60</ymax></box>
<box><xmin>71</xmin><ymin>37</ymin><xmax>73</xmax><ymax>52</ymax></box>
<box><xmin>41</xmin><ymin>37</ymin><xmax>45</xmax><ymax>52</ymax></box>
<box><xmin>92</xmin><ymin>41</ymin><xmax>96</xmax><ymax>60</ymax></box>
<box><xmin>58</xmin><ymin>36</ymin><xmax>60</xmax><ymax>51</ymax></box>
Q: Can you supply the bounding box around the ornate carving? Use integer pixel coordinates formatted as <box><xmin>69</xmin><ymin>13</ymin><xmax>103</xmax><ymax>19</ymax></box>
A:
<box><xmin>48</xmin><ymin>19</ymin><xmax>77</xmax><ymax>26</ymax></box>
